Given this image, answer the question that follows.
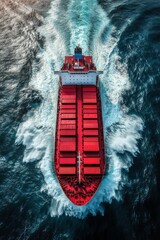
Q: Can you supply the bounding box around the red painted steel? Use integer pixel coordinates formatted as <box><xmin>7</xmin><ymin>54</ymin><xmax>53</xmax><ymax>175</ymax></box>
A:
<box><xmin>54</xmin><ymin>53</ymin><xmax>105</xmax><ymax>206</ymax></box>
<box><xmin>59</xmin><ymin>158</ymin><xmax>76</xmax><ymax>165</ymax></box>
<box><xmin>83</xmin><ymin>120</ymin><xmax>98</xmax><ymax>129</ymax></box>
<box><xmin>61</xmin><ymin>105</ymin><xmax>76</xmax><ymax>109</ymax></box>
<box><xmin>83</xmin><ymin>130</ymin><xmax>98</xmax><ymax>136</ymax></box>
<box><xmin>60</xmin><ymin>130</ymin><xmax>76</xmax><ymax>136</ymax></box>
<box><xmin>83</xmin><ymin>87</ymin><xmax>96</xmax><ymax>92</ymax></box>
<box><xmin>59</xmin><ymin>167</ymin><xmax>76</xmax><ymax>175</ymax></box>
<box><xmin>84</xmin><ymin>114</ymin><xmax>97</xmax><ymax>119</ymax></box>
<box><xmin>61</xmin><ymin>114</ymin><xmax>76</xmax><ymax>119</ymax></box>
<box><xmin>84</xmin><ymin>158</ymin><xmax>100</xmax><ymax>165</ymax></box>
<box><xmin>84</xmin><ymin>142</ymin><xmax>99</xmax><ymax>151</ymax></box>
<box><xmin>84</xmin><ymin>167</ymin><xmax>101</xmax><ymax>175</ymax></box>
<box><xmin>61</xmin><ymin>109</ymin><xmax>76</xmax><ymax>113</ymax></box>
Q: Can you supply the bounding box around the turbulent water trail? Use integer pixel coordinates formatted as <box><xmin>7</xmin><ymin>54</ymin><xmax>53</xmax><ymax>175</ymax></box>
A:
<box><xmin>16</xmin><ymin>0</ymin><xmax>143</xmax><ymax>218</ymax></box>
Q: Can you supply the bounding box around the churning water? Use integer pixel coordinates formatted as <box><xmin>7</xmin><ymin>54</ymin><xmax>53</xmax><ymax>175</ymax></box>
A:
<box><xmin>15</xmin><ymin>0</ymin><xmax>143</xmax><ymax>218</ymax></box>
<box><xmin>1</xmin><ymin>0</ymin><xmax>160</xmax><ymax>239</ymax></box>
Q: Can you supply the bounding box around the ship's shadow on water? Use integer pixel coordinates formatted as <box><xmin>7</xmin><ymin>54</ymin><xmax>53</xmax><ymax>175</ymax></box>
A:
<box><xmin>0</xmin><ymin>0</ymin><xmax>160</xmax><ymax>239</ymax></box>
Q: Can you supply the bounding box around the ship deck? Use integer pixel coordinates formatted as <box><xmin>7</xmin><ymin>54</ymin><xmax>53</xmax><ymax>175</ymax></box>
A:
<box><xmin>54</xmin><ymin>85</ymin><xmax>105</xmax><ymax>205</ymax></box>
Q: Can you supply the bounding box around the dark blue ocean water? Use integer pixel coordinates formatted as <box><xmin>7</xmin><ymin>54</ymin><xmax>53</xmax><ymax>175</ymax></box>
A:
<box><xmin>0</xmin><ymin>0</ymin><xmax>160</xmax><ymax>239</ymax></box>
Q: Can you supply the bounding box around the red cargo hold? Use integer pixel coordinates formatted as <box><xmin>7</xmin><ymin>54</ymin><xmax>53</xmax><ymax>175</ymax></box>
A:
<box><xmin>84</xmin><ymin>158</ymin><xmax>100</xmax><ymax>164</ymax></box>
<box><xmin>83</xmin><ymin>130</ymin><xmax>98</xmax><ymax>136</ymax></box>
<box><xmin>83</xmin><ymin>120</ymin><xmax>98</xmax><ymax>129</ymax></box>
<box><xmin>60</xmin><ymin>130</ymin><xmax>76</xmax><ymax>136</ymax></box>
<box><xmin>59</xmin><ymin>167</ymin><xmax>76</xmax><ymax>175</ymax></box>
<box><xmin>84</xmin><ymin>167</ymin><xmax>101</xmax><ymax>175</ymax></box>
<box><xmin>59</xmin><ymin>158</ymin><xmax>76</xmax><ymax>165</ymax></box>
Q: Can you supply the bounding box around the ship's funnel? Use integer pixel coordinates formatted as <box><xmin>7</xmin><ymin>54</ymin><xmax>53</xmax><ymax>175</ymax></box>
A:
<box><xmin>74</xmin><ymin>46</ymin><xmax>82</xmax><ymax>60</ymax></box>
<box><xmin>75</xmin><ymin>46</ymin><xmax>82</xmax><ymax>54</ymax></box>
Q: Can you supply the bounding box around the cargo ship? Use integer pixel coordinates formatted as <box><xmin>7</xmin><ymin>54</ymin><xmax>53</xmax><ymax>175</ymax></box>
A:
<box><xmin>54</xmin><ymin>47</ymin><xmax>106</xmax><ymax>206</ymax></box>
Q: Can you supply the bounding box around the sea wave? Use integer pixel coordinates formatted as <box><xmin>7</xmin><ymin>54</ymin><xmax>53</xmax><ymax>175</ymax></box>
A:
<box><xmin>16</xmin><ymin>0</ymin><xmax>143</xmax><ymax>218</ymax></box>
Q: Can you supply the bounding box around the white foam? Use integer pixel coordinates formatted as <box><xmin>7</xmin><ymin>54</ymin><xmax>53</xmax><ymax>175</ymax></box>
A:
<box><xmin>16</xmin><ymin>0</ymin><xmax>143</xmax><ymax>218</ymax></box>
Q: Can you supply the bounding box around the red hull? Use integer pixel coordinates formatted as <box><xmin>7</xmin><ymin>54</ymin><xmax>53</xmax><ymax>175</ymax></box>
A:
<box><xmin>54</xmin><ymin>84</ymin><xmax>106</xmax><ymax>205</ymax></box>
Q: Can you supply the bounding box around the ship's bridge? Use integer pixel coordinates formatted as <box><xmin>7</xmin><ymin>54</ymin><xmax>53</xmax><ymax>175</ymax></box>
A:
<box><xmin>54</xmin><ymin>47</ymin><xmax>103</xmax><ymax>85</ymax></box>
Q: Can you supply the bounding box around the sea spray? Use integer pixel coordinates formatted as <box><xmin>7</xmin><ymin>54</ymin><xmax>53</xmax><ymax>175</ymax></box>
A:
<box><xmin>16</xmin><ymin>0</ymin><xmax>143</xmax><ymax>218</ymax></box>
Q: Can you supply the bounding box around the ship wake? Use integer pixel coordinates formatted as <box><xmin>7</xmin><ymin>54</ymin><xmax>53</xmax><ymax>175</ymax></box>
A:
<box><xmin>16</xmin><ymin>0</ymin><xmax>143</xmax><ymax>218</ymax></box>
